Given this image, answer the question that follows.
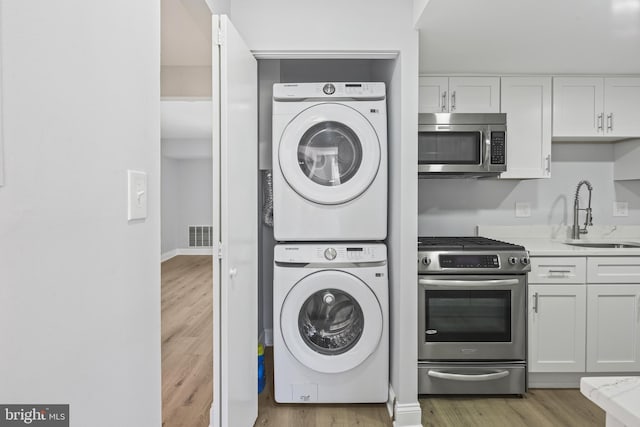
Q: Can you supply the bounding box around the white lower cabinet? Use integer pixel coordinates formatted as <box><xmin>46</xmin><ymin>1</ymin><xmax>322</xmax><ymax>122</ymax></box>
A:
<box><xmin>529</xmin><ymin>255</ymin><xmax>640</xmax><ymax>377</ymax></box>
<box><xmin>586</xmin><ymin>284</ymin><xmax>640</xmax><ymax>372</ymax></box>
<box><xmin>528</xmin><ymin>284</ymin><xmax>586</xmax><ymax>372</ymax></box>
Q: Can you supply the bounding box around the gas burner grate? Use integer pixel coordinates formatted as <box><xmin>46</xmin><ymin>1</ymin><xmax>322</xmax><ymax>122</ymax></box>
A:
<box><xmin>417</xmin><ymin>236</ymin><xmax>525</xmax><ymax>251</ymax></box>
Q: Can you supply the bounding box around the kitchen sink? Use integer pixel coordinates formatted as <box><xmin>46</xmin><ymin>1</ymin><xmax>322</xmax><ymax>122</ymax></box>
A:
<box><xmin>564</xmin><ymin>241</ymin><xmax>640</xmax><ymax>249</ymax></box>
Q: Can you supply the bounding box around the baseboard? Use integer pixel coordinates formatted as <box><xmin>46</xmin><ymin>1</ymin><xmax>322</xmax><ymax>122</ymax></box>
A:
<box><xmin>393</xmin><ymin>400</ymin><xmax>423</xmax><ymax>427</ymax></box>
<box><xmin>161</xmin><ymin>247</ymin><xmax>214</xmax><ymax>262</ymax></box>
<box><xmin>263</xmin><ymin>328</ymin><xmax>273</xmax><ymax>346</ymax></box>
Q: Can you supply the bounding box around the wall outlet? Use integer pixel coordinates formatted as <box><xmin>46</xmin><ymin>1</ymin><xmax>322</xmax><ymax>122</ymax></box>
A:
<box><xmin>613</xmin><ymin>201</ymin><xmax>629</xmax><ymax>217</ymax></box>
<box><xmin>515</xmin><ymin>202</ymin><xmax>531</xmax><ymax>217</ymax></box>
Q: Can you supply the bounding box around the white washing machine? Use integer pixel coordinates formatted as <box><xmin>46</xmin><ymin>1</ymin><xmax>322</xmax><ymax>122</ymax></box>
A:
<box><xmin>272</xmin><ymin>82</ymin><xmax>387</xmax><ymax>241</ymax></box>
<box><xmin>273</xmin><ymin>243</ymin><xmax>388</xmax><ymax>403</ymax></box>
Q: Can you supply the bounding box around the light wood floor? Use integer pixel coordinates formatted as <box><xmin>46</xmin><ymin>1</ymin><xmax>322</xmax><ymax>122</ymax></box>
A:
<box><xmin>162</xmin><ymin>255</ymin><xmax>213</xmax><ymax>427</ymax></box>
<box><xmin>162</xmin><ymin>256</ymin><xmax>605</xmax><ymax>427</ymax></box>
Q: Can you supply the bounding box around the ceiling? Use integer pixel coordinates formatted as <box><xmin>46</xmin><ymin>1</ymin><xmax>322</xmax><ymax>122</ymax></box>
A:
<box><xmin>416</xmin><ymin>0</ymin><xmax>640</xmax><ymax>74</ymax></box>
<box><xmin>161</xmin><ymin>0</ymin><xmax>211</xmax><ymax>67</ymax></box>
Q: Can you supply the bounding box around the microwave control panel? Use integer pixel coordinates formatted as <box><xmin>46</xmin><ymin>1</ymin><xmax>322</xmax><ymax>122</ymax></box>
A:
<box><xmin>490</xmin><ymin>131</ymin><xmax>506</xmax><ymax>164</ymax></box>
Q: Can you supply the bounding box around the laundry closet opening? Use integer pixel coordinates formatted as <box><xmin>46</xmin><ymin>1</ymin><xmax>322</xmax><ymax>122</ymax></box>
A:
<box><xmin>255</xmin><ymin>57</ymin><xmax>398</xmax><ymax>345</ymax></box>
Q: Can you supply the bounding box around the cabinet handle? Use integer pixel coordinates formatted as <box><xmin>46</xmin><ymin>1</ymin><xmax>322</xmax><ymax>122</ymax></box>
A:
<box><xmin>545</xmin><ymin>154</ymin><xmax>551</xmax><ymax>174</ymax></box>
<box><xmin>533</xmin><ymin>292</ymin><xmax>539</xmax><ymax>314</ymax></box>
<box><xmin>597</xmin><ymin>113</ymin><xmax>603</xmax><ymax>132</ymax></box>
<box><xmin>451</xmin><ymin>91</ymin><xmax>456</xmax><ymax>111</ymax></box>
<box><xmin>548</xmin><ymin>269</ymin><xmax>571</xmax><ymax>274</ymax></box>
<box><xmin>442</xmin><ymin>91</ymin><xmax>447</xmax><ymax>112</ymax></box>
<box><xmin>607</xmin><ymin>113</ymin><xmax>613</xmax><ymax>132</ymax></box>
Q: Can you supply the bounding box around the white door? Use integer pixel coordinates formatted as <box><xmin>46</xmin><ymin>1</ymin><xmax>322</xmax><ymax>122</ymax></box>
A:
<box><xmin>211</xmin><ymin>15</ymin><xmax>258</xmax><ymax>427</ymax></box>
<box><xmin>586</xmin><ymin>284</ymin><xmax>640</xmax><ymax>372</ymax></box>
<box><xmin>528</xmin><ymin>284</ymin><xmax>586</xmax><ymax>372</ymax></box>
<box><xmin>280</xmin><ymin>270</ymin><xmax>383</xmax><ymax>373</ymax></box>
<box><xmin>278</xmin><ymin>104</ymin><xmax>381</xmax><ymax>205</ymax></box>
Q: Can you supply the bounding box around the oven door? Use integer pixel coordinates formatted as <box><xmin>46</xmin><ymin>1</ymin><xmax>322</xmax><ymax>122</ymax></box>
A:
<box><xmin>418</xmin><ymin>275</ymin><xmax>526</xmax><ymax>361</ymax></box>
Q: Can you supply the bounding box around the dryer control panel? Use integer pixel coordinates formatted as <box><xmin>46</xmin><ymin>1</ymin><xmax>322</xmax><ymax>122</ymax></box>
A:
<box><xmin>273</xmin><ymin>82</ymin><xmax>386</xmax><ymax>101</ymax></box>
<box><xmin>274</xmin><ymin>243</ymin><xmax>387</xmax><ymax>264</ymax></box>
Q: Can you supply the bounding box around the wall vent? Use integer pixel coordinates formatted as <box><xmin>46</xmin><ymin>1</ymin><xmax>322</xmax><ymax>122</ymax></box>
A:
<box><xmin>188</xmin><ymin>226</ymin><xmax>213</xmax><ymax>247</ymax></box>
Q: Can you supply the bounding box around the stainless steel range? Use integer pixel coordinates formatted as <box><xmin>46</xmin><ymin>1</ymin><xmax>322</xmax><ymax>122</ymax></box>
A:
<box><xmin>417</xmin><ymin>236</ymin><xmax>530</xmax><ymax>395</ymax></box>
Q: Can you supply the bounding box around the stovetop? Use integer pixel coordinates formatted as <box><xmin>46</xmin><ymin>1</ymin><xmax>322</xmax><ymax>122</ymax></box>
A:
<box><xmin>418</xmin><ymin>236</ymin><xmax>525</xmax><ymax>252</ymax></box>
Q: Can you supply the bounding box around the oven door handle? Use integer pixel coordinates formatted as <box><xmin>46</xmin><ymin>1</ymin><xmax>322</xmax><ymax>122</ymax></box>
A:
<box><xmin>427</xmin><ymin>370</ymin><xmax>510</xmax><ymax>382</ymax></box>
<box><xmin>418</xmin><ymin>278</ymin><xmax>520</xmax><ymax>287</ymax></box>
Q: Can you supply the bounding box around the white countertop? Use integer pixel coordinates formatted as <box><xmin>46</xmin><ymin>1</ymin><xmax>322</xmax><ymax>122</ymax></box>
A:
<box><xmin>580</xmin><ymin>376</ymin><xmax>640</xmax><ymax>427</ymax></box>
<box><xmin>477</xmin><ymin>225</ymin><xmax>640</xmax><ymax>257</ymax></box>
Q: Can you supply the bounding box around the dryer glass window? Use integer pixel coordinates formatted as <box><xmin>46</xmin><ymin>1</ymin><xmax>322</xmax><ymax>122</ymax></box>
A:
<box><xmin>297</xmin><ymin>121</ymin><xmax>363</xmax><ymax>186</ymax></box>
<box><xmin>298</xmin><ymin>288</ymin><xmax>364</xmax><ymax>355</ymax></box>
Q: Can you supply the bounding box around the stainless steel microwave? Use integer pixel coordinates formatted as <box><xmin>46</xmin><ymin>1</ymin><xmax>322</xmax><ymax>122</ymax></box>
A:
<box><xmin>418</xmin><ymin>113</ymin><xmax>507</xmax><ymax>177</ymax></box>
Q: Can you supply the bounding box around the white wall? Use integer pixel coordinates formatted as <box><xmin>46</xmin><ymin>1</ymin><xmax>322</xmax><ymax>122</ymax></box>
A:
<box><xmin>228</xmin><ymin>2</ymin><xmax>421</xmax><ymax>423</ymax></box>
<box><xmin>0</xmin><ymin>2</ymin><xmax>161</xmax><ymax>426</ymax></box>
<box><xmin>161</xmin><ymin>157</ymin><xmax>213</xmax><ymax>254</ymax></box>
<box><xmin>419</xmin><ymin>142</ymin><xmax>640</xmax><ymax>235</ymax></box>
<box><xmin>417</xmin><ymin>0</ymin><xmax>640</xmax><ymax>74</ymax></box>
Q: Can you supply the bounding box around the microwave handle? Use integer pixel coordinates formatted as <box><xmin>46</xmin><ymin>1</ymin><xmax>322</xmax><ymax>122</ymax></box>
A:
<box><xmin>419</xmin><ymin>278</ymin><xmax>520</xmax><ymax>287</ymax></box>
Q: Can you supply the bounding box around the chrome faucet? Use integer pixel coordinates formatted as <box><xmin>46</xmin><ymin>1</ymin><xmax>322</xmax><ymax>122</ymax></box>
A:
<box><xmin>572</xmin><ymin>180</ymin><xmax>593</xmax><ymax>239</ymax></box>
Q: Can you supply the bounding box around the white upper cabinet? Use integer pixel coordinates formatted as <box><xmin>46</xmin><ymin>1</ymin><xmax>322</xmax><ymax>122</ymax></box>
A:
<box><xmin>553</xmin><ymin>77</ymin><xmax>640</xmax><ymax>139</ymax></box>
<box><xmin>604</xmin><ymin>78</ymin><xmax>640</xmax><ymax>137</ymax></box>
<box><xmin>419</xmin><ymin>76</ymin><xmax>500</xmax><ymax>113</ymax></box>
<box><xmin>419</xmin><ymin>76</ymin><xmax>448</xmax><ymax>113</ymax></box>
<box><xmin>500</xmin><ymin>76</ymin><xmax>552</xmax><ymax>179</ymax></box>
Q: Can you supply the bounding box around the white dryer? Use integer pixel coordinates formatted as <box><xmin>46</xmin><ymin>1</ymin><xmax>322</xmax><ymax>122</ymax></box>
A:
<box><xmin>272</xmin><ymin>82</ymin><xmax>387</xmax><ymax>241</ymax></box>
<box><xmin>273</xmin><ymin>243</ymin><xmax>388</xmax><ymax>403</ymax></box>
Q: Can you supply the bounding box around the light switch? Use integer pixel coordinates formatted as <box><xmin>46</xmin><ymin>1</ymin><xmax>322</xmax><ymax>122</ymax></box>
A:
<box><xmin>515</xmin><ymin>202</ymin><xmax>531</xmax><ymax>218</ymax></box>
<box><xmin>128</xmin><ymin>170</ymin><xmax>147</xmax><ymax>220</ymax></box>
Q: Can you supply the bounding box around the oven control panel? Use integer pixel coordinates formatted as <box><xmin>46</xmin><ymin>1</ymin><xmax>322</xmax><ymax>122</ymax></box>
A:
<box><xmin>418</xmin><ymin>251</ymin><xmax>531</xmax><ymax>274</ymax></box>
<box><xmin>439</xmin><ymin>254</ymin><xmax>499</xmax><ymax>269</ymax></box>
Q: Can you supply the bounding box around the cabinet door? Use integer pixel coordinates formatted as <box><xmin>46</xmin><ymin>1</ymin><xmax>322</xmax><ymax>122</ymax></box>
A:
<box><xmin>528</xmin><ymin>284</ymin><xmax>587</xmax><ymax>372</ymax></box>
<box><xmin>604</xmin><ymin>77</ymin><xmax>640</xmax><ymax>137</ymax></box>
<box><xmin>500</xmin><ymin>77</ymin><xmax>552</xmax><ymax>179</ymax></box>
<box><xmin>419</xmin><ymin>76</ymin><xmax>448</xmax><ymax>113</ymax></box>
<box><xmin>586</xmin><ymin>284</ymin><xmax>640</xmax><ymax>372</ymax></box>
<box><xmin>448</xmin><ymin>77</ymin><xmax>500</xmax><ymax>113</ymax></box>
<box><xmin>553</xmin><ymin>77</ymin><xmax>604</xmax><ymax>138</ymax></box>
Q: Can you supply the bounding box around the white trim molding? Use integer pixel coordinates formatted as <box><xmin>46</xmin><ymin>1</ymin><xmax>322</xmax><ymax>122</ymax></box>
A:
<box><xmin>387</xmin><ymin>385</ymin><xmax>423</xmax><ymax>427</ymax></box>
<box><xmin>393</xmin><ymin>401</ymin><xmax>423</xmax><ymax>427</ymax></box>
<box><xmin>252</xmin><ymin>50</ymin><xmax>399</xmax><ymax>60</ymax></box>
<box><xmin>161</xmin><ymin>247</ymin><xmax>213</xmax><ymax>262</ymax></box>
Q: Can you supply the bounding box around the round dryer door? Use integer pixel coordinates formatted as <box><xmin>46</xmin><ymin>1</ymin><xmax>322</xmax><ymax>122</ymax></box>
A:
<box><xmin>280</xmin><ymin>270</ymin><xmax>383</xmax><ymax>374</ymax></box>
<box><xmin>278</xmin><ymin>103</ymin><xmax>381</xmax><ymax>205</ymax></box>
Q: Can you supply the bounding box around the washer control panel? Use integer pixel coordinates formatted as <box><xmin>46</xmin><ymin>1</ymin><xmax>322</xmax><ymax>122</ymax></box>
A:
<box><xmin>275</xmin><ymin>243</ymin><xmax>387</xmax><ymax>263</ymax></box>
<box><xmin>273</xmin><ymin>82</ymin><xmax>386</xmax><ymax>100</ymax></box>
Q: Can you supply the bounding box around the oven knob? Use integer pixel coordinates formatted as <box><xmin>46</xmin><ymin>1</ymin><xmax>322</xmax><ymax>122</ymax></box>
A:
<box><xmin>520</xmin><ymin>257</ymin><xmax>530</xmax><ymax>265</ymax></box>
<box><xmin>421</xmin><ymin>257</ymin><xmax>431</xmax><ymax>266</ymax></box>
<box><xmin>324</xmin><ymin>247</ymin><xmax>337</xmax><ymax>260</ymax></box>
<box><xmin>508</xmin><ymin>256</ymin><xmax>518</xmax><ymax>265</ymax></box>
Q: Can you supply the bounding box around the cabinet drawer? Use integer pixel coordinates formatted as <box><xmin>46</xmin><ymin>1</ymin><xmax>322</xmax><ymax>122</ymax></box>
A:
<box><xmin>587</xmin><ymin>257</ymin><xmax>640</xmax><ymax>283</ymax></box>
<box><xmin>529</xmin><ymin>257</ymin><xmax>586</xmax><ymax>284</ymax></box>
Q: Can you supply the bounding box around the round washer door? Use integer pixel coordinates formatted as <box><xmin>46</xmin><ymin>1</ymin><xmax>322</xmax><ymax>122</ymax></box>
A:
<box><xmin>278</xmin><ymin>103</ymin><xmax>381</xmax><ymax>205</ymax></box>
<box><xmin>280</xmin><ymin>270</ymin><xmax>383</xmax><ymax>374</ymax></box>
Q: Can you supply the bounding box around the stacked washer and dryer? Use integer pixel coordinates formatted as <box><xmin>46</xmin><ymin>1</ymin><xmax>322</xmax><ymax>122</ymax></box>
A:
<box><xmin>272</xmin><ymin>82</ymin><xmax>389</xmax><ymax>403</ymax></box>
